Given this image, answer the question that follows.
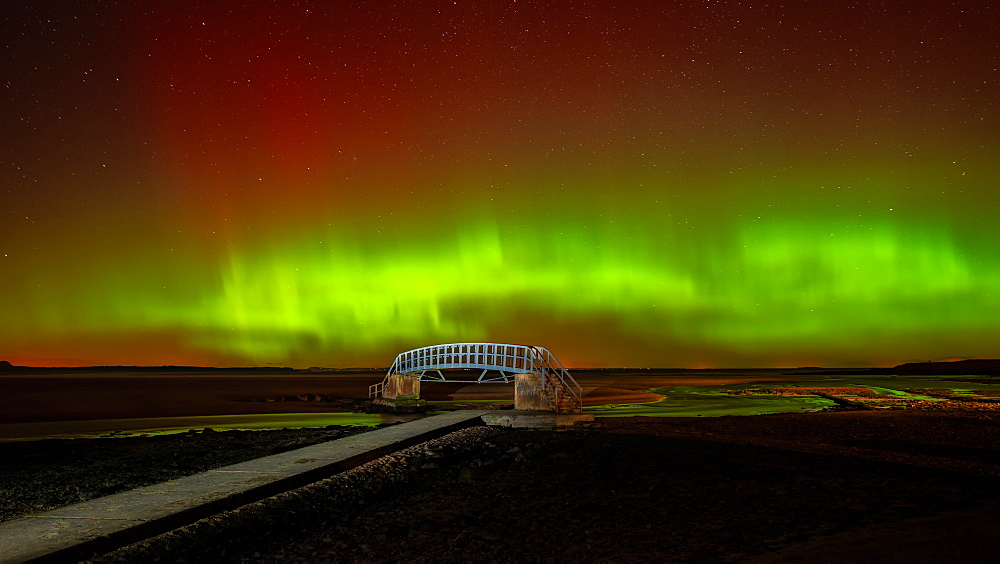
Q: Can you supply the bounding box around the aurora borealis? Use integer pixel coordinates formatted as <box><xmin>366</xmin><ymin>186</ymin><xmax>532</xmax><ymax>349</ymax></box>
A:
<box><xmin>2</xmin><ymin>1</ymin><xmax>998</xmax><ymax>368</ymax></box>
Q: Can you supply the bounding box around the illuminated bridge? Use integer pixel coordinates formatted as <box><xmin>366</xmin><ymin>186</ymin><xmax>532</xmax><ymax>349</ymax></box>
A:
<box><xmin>369</xmin><ymin>343</ymin><xmax>582</xmax><ymax>413</ymax></box>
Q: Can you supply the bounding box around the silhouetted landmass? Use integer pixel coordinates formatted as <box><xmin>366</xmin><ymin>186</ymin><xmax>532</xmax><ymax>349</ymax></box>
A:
<box><xmin>797</xmin><ymin>359</ymin><xmax>1000</xmax><ymax>376</ymax></box>
<box><xmin>0</xmin><ymin>363</ymin><xmax>801</xmax><ymax>374</ymax></box>
<box><xmin>0</xmin><ymin>363</ymin><xmax>315</xmax><ymax>374</ymax></box>
<box><xmin>884</xmin><ymin>359</ymin><xmax>1000</xmax><ymax>375</ymax></box>
<box><xmin>3</xmin><ymin>359</ymin><xmax>998</xmax><ymax>375</ymax></box>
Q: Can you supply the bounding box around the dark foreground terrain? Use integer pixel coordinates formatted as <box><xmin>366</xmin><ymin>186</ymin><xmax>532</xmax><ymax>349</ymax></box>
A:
<box><xmin>3</xmin><ymin>408</ymin><xmax>1000</xmax><ymax>562</ymax></box>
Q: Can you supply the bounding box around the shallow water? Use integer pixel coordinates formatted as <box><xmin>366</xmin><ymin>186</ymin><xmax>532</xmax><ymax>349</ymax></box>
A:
<box><xmin>586</xmin><ymin>374</ymin><xmax>1000</xmax><ymax>418</ymax></box>
<box><xmin>586</xmin><ymin>385</ymin><xmax>834</xmax><ymax>417</ymax></box>
<box><xmin>792</xmin><ymin>373</ymin><xmax>1000</xmax><ymax>392</ymax></box>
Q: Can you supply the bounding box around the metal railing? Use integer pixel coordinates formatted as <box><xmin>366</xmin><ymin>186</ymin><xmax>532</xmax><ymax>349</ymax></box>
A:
<box><xmin>532</xmin><ymin>345</ymin><xmax>583</xmax><ymax>407</ymax></box>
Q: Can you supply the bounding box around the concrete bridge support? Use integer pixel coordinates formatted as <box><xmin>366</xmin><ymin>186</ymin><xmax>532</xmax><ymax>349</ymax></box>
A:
<box><xmin>372</xmin><ymin>373</ymin><xmax>425</xmax><ymax>413</ymax></box>
<box><xmin>381</xmin><ymin>373</ymin><xmax>420</xmax><ymax>400</ymax></box>
<box><xmin>514</xmin><ymin>372</ymin><xmax>582</xmax><ymax>413</ymax></box>
<box><xmin>514</xmin><ymin>372</ymin><xmax>547</xmax><ymax>411</ymax></box>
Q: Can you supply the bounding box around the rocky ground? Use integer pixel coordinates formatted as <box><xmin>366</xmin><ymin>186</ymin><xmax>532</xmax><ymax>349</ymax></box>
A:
<box><xmin>3</xmin><ymin>408</ymin><xmax>997</xmax><ymax>562</ymax></box>
<box><xmin>0</xmin><ymin>425</ymin><xmax>378</xmax><ymax>522</ymax></box>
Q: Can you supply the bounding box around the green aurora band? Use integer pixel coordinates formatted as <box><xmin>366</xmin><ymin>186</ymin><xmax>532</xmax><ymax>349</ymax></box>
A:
<box><xmin>6</xmin><ymin>206</ymin><xmax>998</xmax><ymax>367</ymax></box>
<box><xmin>4</xmin><ymin>1</ymin><xmax>999</xmax><ymax>367</ymax></box>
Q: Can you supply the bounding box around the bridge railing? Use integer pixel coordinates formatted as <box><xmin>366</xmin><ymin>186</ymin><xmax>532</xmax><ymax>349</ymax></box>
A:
<box><xmin>389</xmin><ymin>343</ymin><xmax>541</xmax><ymax>376</ymax></box>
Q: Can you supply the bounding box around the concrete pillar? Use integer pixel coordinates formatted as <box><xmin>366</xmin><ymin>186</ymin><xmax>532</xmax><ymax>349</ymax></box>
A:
<box><xmin>382</xmin><ymin>373</ymin><xmax>420</xmax><ymax>400</ymax></box>
<box><xmin>514</xmin><ymin>372</ymin><xmax>551</xmax><ymax>411</ymax></box>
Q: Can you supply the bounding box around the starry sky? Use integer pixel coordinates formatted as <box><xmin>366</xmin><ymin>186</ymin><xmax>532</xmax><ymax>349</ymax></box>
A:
<box><xmin>2</xmin><ymin>1</ymin><xmax>998</xmax><ymax>368</ymax></box>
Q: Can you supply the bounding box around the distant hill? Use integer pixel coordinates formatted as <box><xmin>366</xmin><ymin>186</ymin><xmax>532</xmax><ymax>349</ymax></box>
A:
<box><xmin>0</xmin><ymin>363</ymin><xmax>390</xmax><ymax>374</ymax></box>
<box><xmin>3</xmin><ymin>359</ymin><xmax>997</xmax><ymax>375</ymax></box>
<box><xmin>886</xmin><ymin>359</ymin><xmax>1000</xmax><ymax>375</ymax></box>
<box><xmin>780</xmin><ymin>359</ymin><xmax>1000</xmax><ymax>376</ymax></box>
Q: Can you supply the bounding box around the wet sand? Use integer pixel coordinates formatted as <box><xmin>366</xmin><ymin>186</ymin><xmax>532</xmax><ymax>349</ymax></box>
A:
<box><xmin>12</xmin><ymin>368</ymin><xmax>994</xmax><ymax>441</ymax></box>
<box><xmin>0</xmin><ymin>369</ymin><xmax>813</xmax><ymax>422</ymax></box>
<box><xmin>0</xmin><ymin>373</ymin><xmax>382</xmax><ymax>424</ymax></box>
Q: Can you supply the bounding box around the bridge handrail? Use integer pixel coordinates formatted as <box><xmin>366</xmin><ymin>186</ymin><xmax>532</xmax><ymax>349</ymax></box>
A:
<box><xmin>533</xmin><ymin>346</ymin><xmax>582</xmax><ymax>405</ymax></box>
<box><xmin>387</xmin><ymin>343</ymin><xmax>544</xmax><ymax>376</ymax></box>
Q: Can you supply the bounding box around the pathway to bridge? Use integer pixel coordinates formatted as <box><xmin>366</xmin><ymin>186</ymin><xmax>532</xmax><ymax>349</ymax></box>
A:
<box><xmin>0</xmin><ymin>410</ymin><xmax>490</xmax><ymax>564</ymax></box>
<box><xmin>1</xmin><ymin>345</ymin><xmax>589</xmax><ymax>562</ymax></box>
<box><xmin>0</xmin><ymin>405</ymin><xmax>593</xmax><ymax>563</ymax></box>
<box><xmin>369</xmin><ymin>343</ymin><xmax>583</xmax><ymax>413</ymax></box>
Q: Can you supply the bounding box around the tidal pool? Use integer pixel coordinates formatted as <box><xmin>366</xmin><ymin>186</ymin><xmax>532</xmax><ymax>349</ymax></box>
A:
<box><xmin>586</xmin><ymin>385</ymin><xmax>834</xmax><ymax>417</ymax></box>
<box><xmin>585</xmin><ymin>374</ymin><xmax>1000</xmax><ymax>417</ymax></box>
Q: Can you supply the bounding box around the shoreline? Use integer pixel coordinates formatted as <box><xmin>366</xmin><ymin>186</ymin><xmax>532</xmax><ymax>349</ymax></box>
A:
<box><xmin>6</xmin><ymin>370</ymin><xmax>1000</xmax><ymax>441</ymax></box>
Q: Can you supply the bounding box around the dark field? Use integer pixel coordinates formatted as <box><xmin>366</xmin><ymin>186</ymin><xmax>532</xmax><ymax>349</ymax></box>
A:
<box><xmin>3</xmin><ymin>409</ymin><xmax>998</xmax><ymax>562</ymax></box>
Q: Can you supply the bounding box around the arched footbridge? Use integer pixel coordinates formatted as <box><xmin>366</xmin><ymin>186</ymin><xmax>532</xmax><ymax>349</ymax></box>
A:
<box><xmin>369</xmin><ymin>343</ymin><xmax>583</xmax><ymax>413</ymax></box>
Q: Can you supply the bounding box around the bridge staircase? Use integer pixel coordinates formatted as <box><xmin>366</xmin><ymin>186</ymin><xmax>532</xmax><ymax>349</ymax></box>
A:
<box><xmin>541</xmin><ymin>381</ymin><xmax>582</xmax><ymax>414</ymax></box>
<box><xmin>533</xmin><ymin>350</ymin><xmax>583</xmax><ymax>414</ymax></box>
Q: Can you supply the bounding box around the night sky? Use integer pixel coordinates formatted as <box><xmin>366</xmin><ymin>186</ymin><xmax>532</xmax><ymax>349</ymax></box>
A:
<box><xmin>2</xmin><ymin>1</ymin><xmax>998</xmax><ymax>368</ymax></box>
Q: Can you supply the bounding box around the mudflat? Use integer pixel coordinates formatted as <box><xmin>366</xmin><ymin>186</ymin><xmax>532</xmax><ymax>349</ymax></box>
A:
<box><xmin>0</xmin><ymin>369</ymin><xmax>814</xmax><ymax>425</ymax></box>
<box><xmin>0</xmin><ymin>373</ymin><xmax>383</xmax><ymax>424</ymax></box>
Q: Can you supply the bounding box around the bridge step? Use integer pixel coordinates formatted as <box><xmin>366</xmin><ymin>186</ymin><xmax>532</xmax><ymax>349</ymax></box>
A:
<box><xmin>541</xmin><ymin>388</ymin><xmax>583</xmax><ymax>414</ymax></box>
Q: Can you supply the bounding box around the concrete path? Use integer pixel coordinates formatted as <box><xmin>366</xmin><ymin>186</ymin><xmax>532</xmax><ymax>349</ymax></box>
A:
<box><xmin>0</xmin><ymin>410</ymin><xmax>489</xmax><ymax>564</ymax></box>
